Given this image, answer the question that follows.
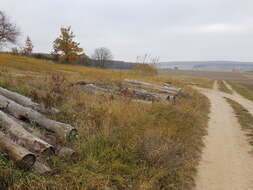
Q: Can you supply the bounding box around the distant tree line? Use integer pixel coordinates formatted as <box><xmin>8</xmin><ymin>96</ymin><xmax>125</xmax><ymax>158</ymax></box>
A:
<box><xmin>0</xmin><ymin>10</ymin><xmax>159</xmax><ymax>73</ymax></box>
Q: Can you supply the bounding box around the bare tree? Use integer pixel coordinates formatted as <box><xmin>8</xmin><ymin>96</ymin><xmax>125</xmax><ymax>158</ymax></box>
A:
<box><xmin>136</xmin><ymin>54</ymin><xmax>159</xmax><ymax>65</ymax></box>
<box><xmin>92</xmin><ymin>47</ymin><xmax>113</xmax><ymax>68</ymax></box>
<box><xmin>22</xmin><ymin>36</ymin><xmax>33</xmax><ymax>55</ymax></box>
<box><xmin>0</xmin><ymin>11</ymin><xmax>19</xmax><ymax>47</ymax></box>
<box><xmin>134</xmin><ymin>54</ymin><xmax>159</xmax><ymax>75</ymax></box>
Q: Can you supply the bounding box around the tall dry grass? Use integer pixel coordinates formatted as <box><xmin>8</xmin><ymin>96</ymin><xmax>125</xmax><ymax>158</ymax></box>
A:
<box><xmin>0</xmin><ymin>54</ymin><xmax>210</xmax><ymax>190</ymax></box>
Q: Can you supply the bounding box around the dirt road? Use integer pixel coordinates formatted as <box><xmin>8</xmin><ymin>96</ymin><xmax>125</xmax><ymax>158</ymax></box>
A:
<box><xmin>195</xmin><ymin>81</ymin><xmax>253</xmax><ymax>190</ymax></box>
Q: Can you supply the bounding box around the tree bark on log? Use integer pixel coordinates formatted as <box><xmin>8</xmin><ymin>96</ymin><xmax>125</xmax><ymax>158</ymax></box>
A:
<box><xmin>77</xmin><ymin>83</ymin><xmax>109</xmax><ymax>95</ymax></box>
<box><xmin>32</xmin><ymin>161</ymin><xmax>52</xmax><ymax>175</ymax></box>
<box><xmin>0</xmin><ymin>131</ymin><xmax>36</xmax><ymax>169</ymax></box>
<box><xmin>0</xmin><ymin>111</ymin><xmax>54</xmax><ymax>156</ymax></box>
<box><xmin>124</xmin><ymin>79</ymin><xmax>182</xmax><ymax>94</ymax></box>
<box><xmin>0</xmin><ymin>95</ymin><xmax>77</xmax><ymax>141</ymax></box>
<box><xmin>0</xmin><ymin>87</ymin><xmax>60</xmax><ymax>114</ymax></box>
<box><xmin>77</xmin><ymin>83</ymin><xmax>176</xmax><ymax>102</ymax></box>
<box><xmin>58</xmin><ymin>147</ymin><xmax>77</xmax><ymax>160</ymax></box>
<box><xmin>121</xmin><ymin>88</ymin><xmax>169</xmax><ymax>102</ymax></box>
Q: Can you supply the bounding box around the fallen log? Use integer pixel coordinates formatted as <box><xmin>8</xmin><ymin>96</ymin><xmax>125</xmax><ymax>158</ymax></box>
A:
<box><xmin>0</xmin><ymin>95</ymin><xmax>77</xmax><ymax>141</ymax></box>
<box><xmin>11</xmin><ymin>117</ymin><xmax>76</xmax><ymax>161</ymax></box>
<box><xmin>77</xmin><ymin>83</ymin><xmax>109</xmax><ymax>95</ymax></box>
<box><xmin>16</xmin><ymin>118</ymin><xmax>58</xmax><ymax>146</ymax></box>
<box><xmin>162</xmin><ymin>86</ymin><xmax>182</xmax><ymax>94</ymax></box>
<box><xmin>0</xmin><ymin>111</ymin><xmax>54</xmax><ymax>156</ymax></box>
<box><xmin>121</xmin><ymin>88</ymin><xmax>169</xmax><ymax>102</ymax></box>
<box><xmin>0</xmin><ymin>131</ymin><xmax>36</xmax><ymax>169</ymax></box>
<box><xmin>124</xmin><ymin>79</ymin><xmax>182</xmax><ymax>94</ymax></box>
<box><xmin>58</xmin><ymin>147</ymin><xmax>77</xmax><ymax>160</ymax></box>
<box><xmin>0</xmin><ymin>87</ymin><xmax>59</xmax><ymax>114</ymax></box>
<box><xmin>32</xmin><ymin>161</ymin><xmax>52</xmax><ymax>175</ymax></box>
<box><xmin>78</xmin><ymin>83</ymin><xmax>176</xmax><ymax>103</ymax></box>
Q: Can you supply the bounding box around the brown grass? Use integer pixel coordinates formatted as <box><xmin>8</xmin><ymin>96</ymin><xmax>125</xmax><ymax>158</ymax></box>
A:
<box><xmin>226</xmin><ymin>98</ymin><xmax>253</xmax><ymax>146</ymax></box>
<box><xmin>217</xmin><ymin>80</ymin><xmax>233</xmax><ymax>94</ymax></box>
<box><xmin>0</xmin><ymin>54</ymin><xmax>210</xmax><ymax>190</ymax></box>
<box><xmin>228</xmin><ymin>82</ymin><xmax>253</xmax><ymax>101</ymax></box>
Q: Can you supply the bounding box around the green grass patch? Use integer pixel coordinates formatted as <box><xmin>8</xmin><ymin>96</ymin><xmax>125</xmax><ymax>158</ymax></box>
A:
<box><xmin>228</xmin><ymin>82</ymin><xmax>253</xmax><ymax>101</ymax></box>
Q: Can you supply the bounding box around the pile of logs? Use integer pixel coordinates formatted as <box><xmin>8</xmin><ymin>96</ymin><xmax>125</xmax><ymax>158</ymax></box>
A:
<box><xmin>74</xmin><ymin>79</ymin><xmax>182</xmax><ymax>104</ymax></box>
<box><xmin>0</xmin><ymin>87</ymin><xmax>77</xmax><ymax>174</ymax></box>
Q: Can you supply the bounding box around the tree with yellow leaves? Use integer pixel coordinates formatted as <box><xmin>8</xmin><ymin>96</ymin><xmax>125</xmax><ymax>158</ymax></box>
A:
<box><xmin>52</xmin><ymin>26</ymin><xmax>83</xmax><ymax>63</ymax></box>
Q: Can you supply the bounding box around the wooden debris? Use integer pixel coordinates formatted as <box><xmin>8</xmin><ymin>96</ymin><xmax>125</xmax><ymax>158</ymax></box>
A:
<box><xmin>77</xmin><ymin>83</ymin><xmax>108</xmax><ymax>95</ymax></box>
<box><xmin>58</xmin><ymin>147</ymin><xmax>77</xmax><ymax>160</ymax></box>
<box><xmin>0</xmin><ymin>131</ymin><xmax>36</xmax><ymax>169</ymax></box>
<box><xmin>0</xmin><ymin>86</ymin><xmax>77</xmax><ymax>173</ymax></box>
<box><xmin>124</xmin><ymin>79</ymin><xmax>182</xmax><ymax>94</ymax></box>
<box><xmin>32</xmin><ymin>161</ymin><xmax>52</xmax><ymax>175</ymax></box>
<box><xmin>74</xmin><ymin>80</ymin><xmax>181</xmax><ymax>103</ymax></box>
<box><xmin>0</xmin><ymin>87</ymin><xmax>60</xmax><ymax>114</ymax></box>
<box><xmin>120</xmin><ymin>88</ymin><xmax>169</xmax><ymax>102</ymax></box>
<box><xmin>0</xmin><ymin>111</ymin><xmax>54</xmax><ymax>156</ymax></box>
<box><xmin>0</xmin><ymin>95</ymin><xmax>77</xmax><ymax>142</ymax></box>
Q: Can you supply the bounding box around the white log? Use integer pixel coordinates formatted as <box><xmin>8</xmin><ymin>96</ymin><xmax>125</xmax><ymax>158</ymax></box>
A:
<box><xmin>32</xmin><ymin>161</ymin><xmax>52</xmax><ymax>175</ymax></box>
<box><xmin>124</xmin><ymin>79</ymin><xmax>181</xmax><ymax>94</ymax></box>
<box><xmin>121</xmin><ymin>88</ymin><xmax>169</xmax><ymax>102</ymax></box>
<box><xmin>0</xmin><ymin>131</ymin><xmax>36</xmax><ymax>169</ymax></box>
<box><xmin>0</xmin><ymin>111</ymin><xmax>54</xmax><ymax>156</ymax></box>
<box><xmin>0</xmin><ymin>95</ymin><xmax>77</xmax><ymax>141</ymax></box>
<box><xmin>58</xmin><ymin>147</ymin><xmax>77</xmax><ymax>160</ymax></box>
<box><xmin>78</xmin><ymin>83</ymin><xmax>108</xmax><ymax>94</ymax></box>
<box><xmin>0</xmin><ymin>87</ymin><xmax>60</xmax><ymax>114</ymax></box>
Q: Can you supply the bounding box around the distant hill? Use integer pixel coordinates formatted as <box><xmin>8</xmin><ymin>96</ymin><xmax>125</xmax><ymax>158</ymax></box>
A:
<box><xmin>158</xmin><ymin>61</ymin><xmax>253</xmax><ymax>71</ymax></box>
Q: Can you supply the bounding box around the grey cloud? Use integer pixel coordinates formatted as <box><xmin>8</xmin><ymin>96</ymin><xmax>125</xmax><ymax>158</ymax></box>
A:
<box><xmin>1</xmin><ymin>0</ymin><xmax>253</xmax><ymax>61</ymax></box>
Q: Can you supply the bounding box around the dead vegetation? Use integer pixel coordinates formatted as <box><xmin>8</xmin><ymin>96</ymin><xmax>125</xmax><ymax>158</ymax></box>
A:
<box><xmin>226</xmin><ymin>98</ymin><xmax>253</xmax><ymax>146</ymax></box>
<box><xmin>227</xmin><ymin>82</ymin><xmax>253</xmax><ymax>101</ymax></box>
<box><xmin>0</xmin><ymin>54</ymin><xmax>210</xmax><ymax>190</ymax></box>
<box><xmin>217</xmin><ymin>80</ymin><xmax>233</xmax><ymax>94</ymax></box>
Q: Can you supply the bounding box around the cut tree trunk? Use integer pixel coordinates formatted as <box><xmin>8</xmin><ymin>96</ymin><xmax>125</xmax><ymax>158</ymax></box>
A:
<box><xmin>7</xmin><ymin>116</ymin><xmax>76</xmax><ymax>160</ymax></box>
<box><xmin>58</xmin><ymin>147</ymin><xmax>77</xmax><ymax>160</ymax></box>
<box><xmin>77</xmin><ymin>83</ymin><xmax>176</xmax><ymax>102</ymax></box>
<box><xmin>0</xmin><ymin>111</ymin><xmax>54</xmax><ymax>156</ymax></box>
<box><xmin>32</xmin><ymin>161</ymin><xmax>52</xmax><ymax>175</ymax></box>
<box><xmin>124</xmin><ymin>79</ymin><xmax>182</xmax><ymax>94</ymax></box>
<box><xmin>77</xmin><ymin>83</ymin><xmax>109</xmax><ymax>95</ymax></box>
<box><xmin>121</xmin><ymin>88</ymin><xmax>169</xmax><ymax>102</ymax></box>
<box><xmin>0</xmin><ymin>87</ymin><xmax>59</xmax><ymax>114</ymax></box>
<box><xmin>0</xmin><ymin>131</ymin><xmax>36</xmax><ymax>169</ymax></box>
<box><xmin>0</xmin><ymin>95</ymin><xmax>77</xmax><ymax>141</ymax></box>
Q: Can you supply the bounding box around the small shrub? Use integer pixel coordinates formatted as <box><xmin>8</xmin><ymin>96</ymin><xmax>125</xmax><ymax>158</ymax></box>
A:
<box><xmin>133</xmin><ymin>64</ymin><xmax>158</xmax><ymax>76</ymax></box>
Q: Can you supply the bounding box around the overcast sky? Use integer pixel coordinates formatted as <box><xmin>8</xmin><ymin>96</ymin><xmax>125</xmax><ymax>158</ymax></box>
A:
<box><xmin>2</xmin><ymin>0</ymin><xmax>253</xmax><ymax>62</ymax></box>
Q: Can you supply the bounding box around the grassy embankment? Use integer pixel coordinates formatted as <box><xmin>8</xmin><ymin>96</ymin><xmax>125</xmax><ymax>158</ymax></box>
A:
<box><xmin>228</xmin><ymin>82</ymin><xmax>253</xmax><ymax>101</ymax></box>
<box><xmin>0</xmin><ymin>54</ymin><xmax>210</xmax><ymax>190</ymax></box>
<box><xmin>226</xmin><ymin>98</ymin><xmax>253</xmax><ymax>146</ymax></box>
<box><xmin>217</xmin><ymin>80</ymin><xmax>233</xmax><ymax>94</ymax></box>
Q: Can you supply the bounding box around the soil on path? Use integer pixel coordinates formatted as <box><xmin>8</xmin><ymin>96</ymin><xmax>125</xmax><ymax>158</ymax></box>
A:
<box><xmin>195</xmin><ymin>81</ymin><xmax>253</xmax><ymax>190</ymax></box>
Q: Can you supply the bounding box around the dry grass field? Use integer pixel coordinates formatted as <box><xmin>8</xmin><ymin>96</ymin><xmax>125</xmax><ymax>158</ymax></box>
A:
<box><xmin>0</xmin><ymin>54</ymin><xmax>210</xmax><ymax>190</ymax></box>
<box><xmin>161</xmin><ymin>69</ymin><xmax>253</xmax><ymax>100</ymax></box>
<box><xmin>160</xmin><ymin>69</ymin><xmax>253</xmax><ymax>84</ymax></box>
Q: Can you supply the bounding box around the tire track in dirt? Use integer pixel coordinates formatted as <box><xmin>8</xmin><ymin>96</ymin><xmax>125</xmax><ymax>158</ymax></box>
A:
<box><xmin>195</xmin><ymin>85</ymin><xmax>253</xmax><ymax>190</ymax></box>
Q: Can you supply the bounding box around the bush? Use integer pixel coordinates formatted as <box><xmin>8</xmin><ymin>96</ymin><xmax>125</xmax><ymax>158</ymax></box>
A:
<box><xmin>133</xmin><ymin>64</ymin><xmax>158</xmax><ymax>76</ymax></box>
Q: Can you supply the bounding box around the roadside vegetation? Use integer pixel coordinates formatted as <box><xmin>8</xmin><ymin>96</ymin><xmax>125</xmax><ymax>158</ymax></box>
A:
<box><xmin>228</xmin><ymin>82</ymin><xmax>253</xmax><ymax>101</ymax></box>
<box><xmin>0</xmin><ymin>54</ymin><xmax>210</xmax><ymax>190</ymax></box>
<box><xmin>217</xmin><ymin>80</ymin><xmax>233</xmax><ymax>94</ymax></box>
<box><xmin>226</xmin><ymin>98</ymin><xmax>253</xmax><ymax>146</ymax></box>
<box><xmin>193</xmin><ymin>78</ymin><xmax>214</xmax><ymax>89</ymax></box>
